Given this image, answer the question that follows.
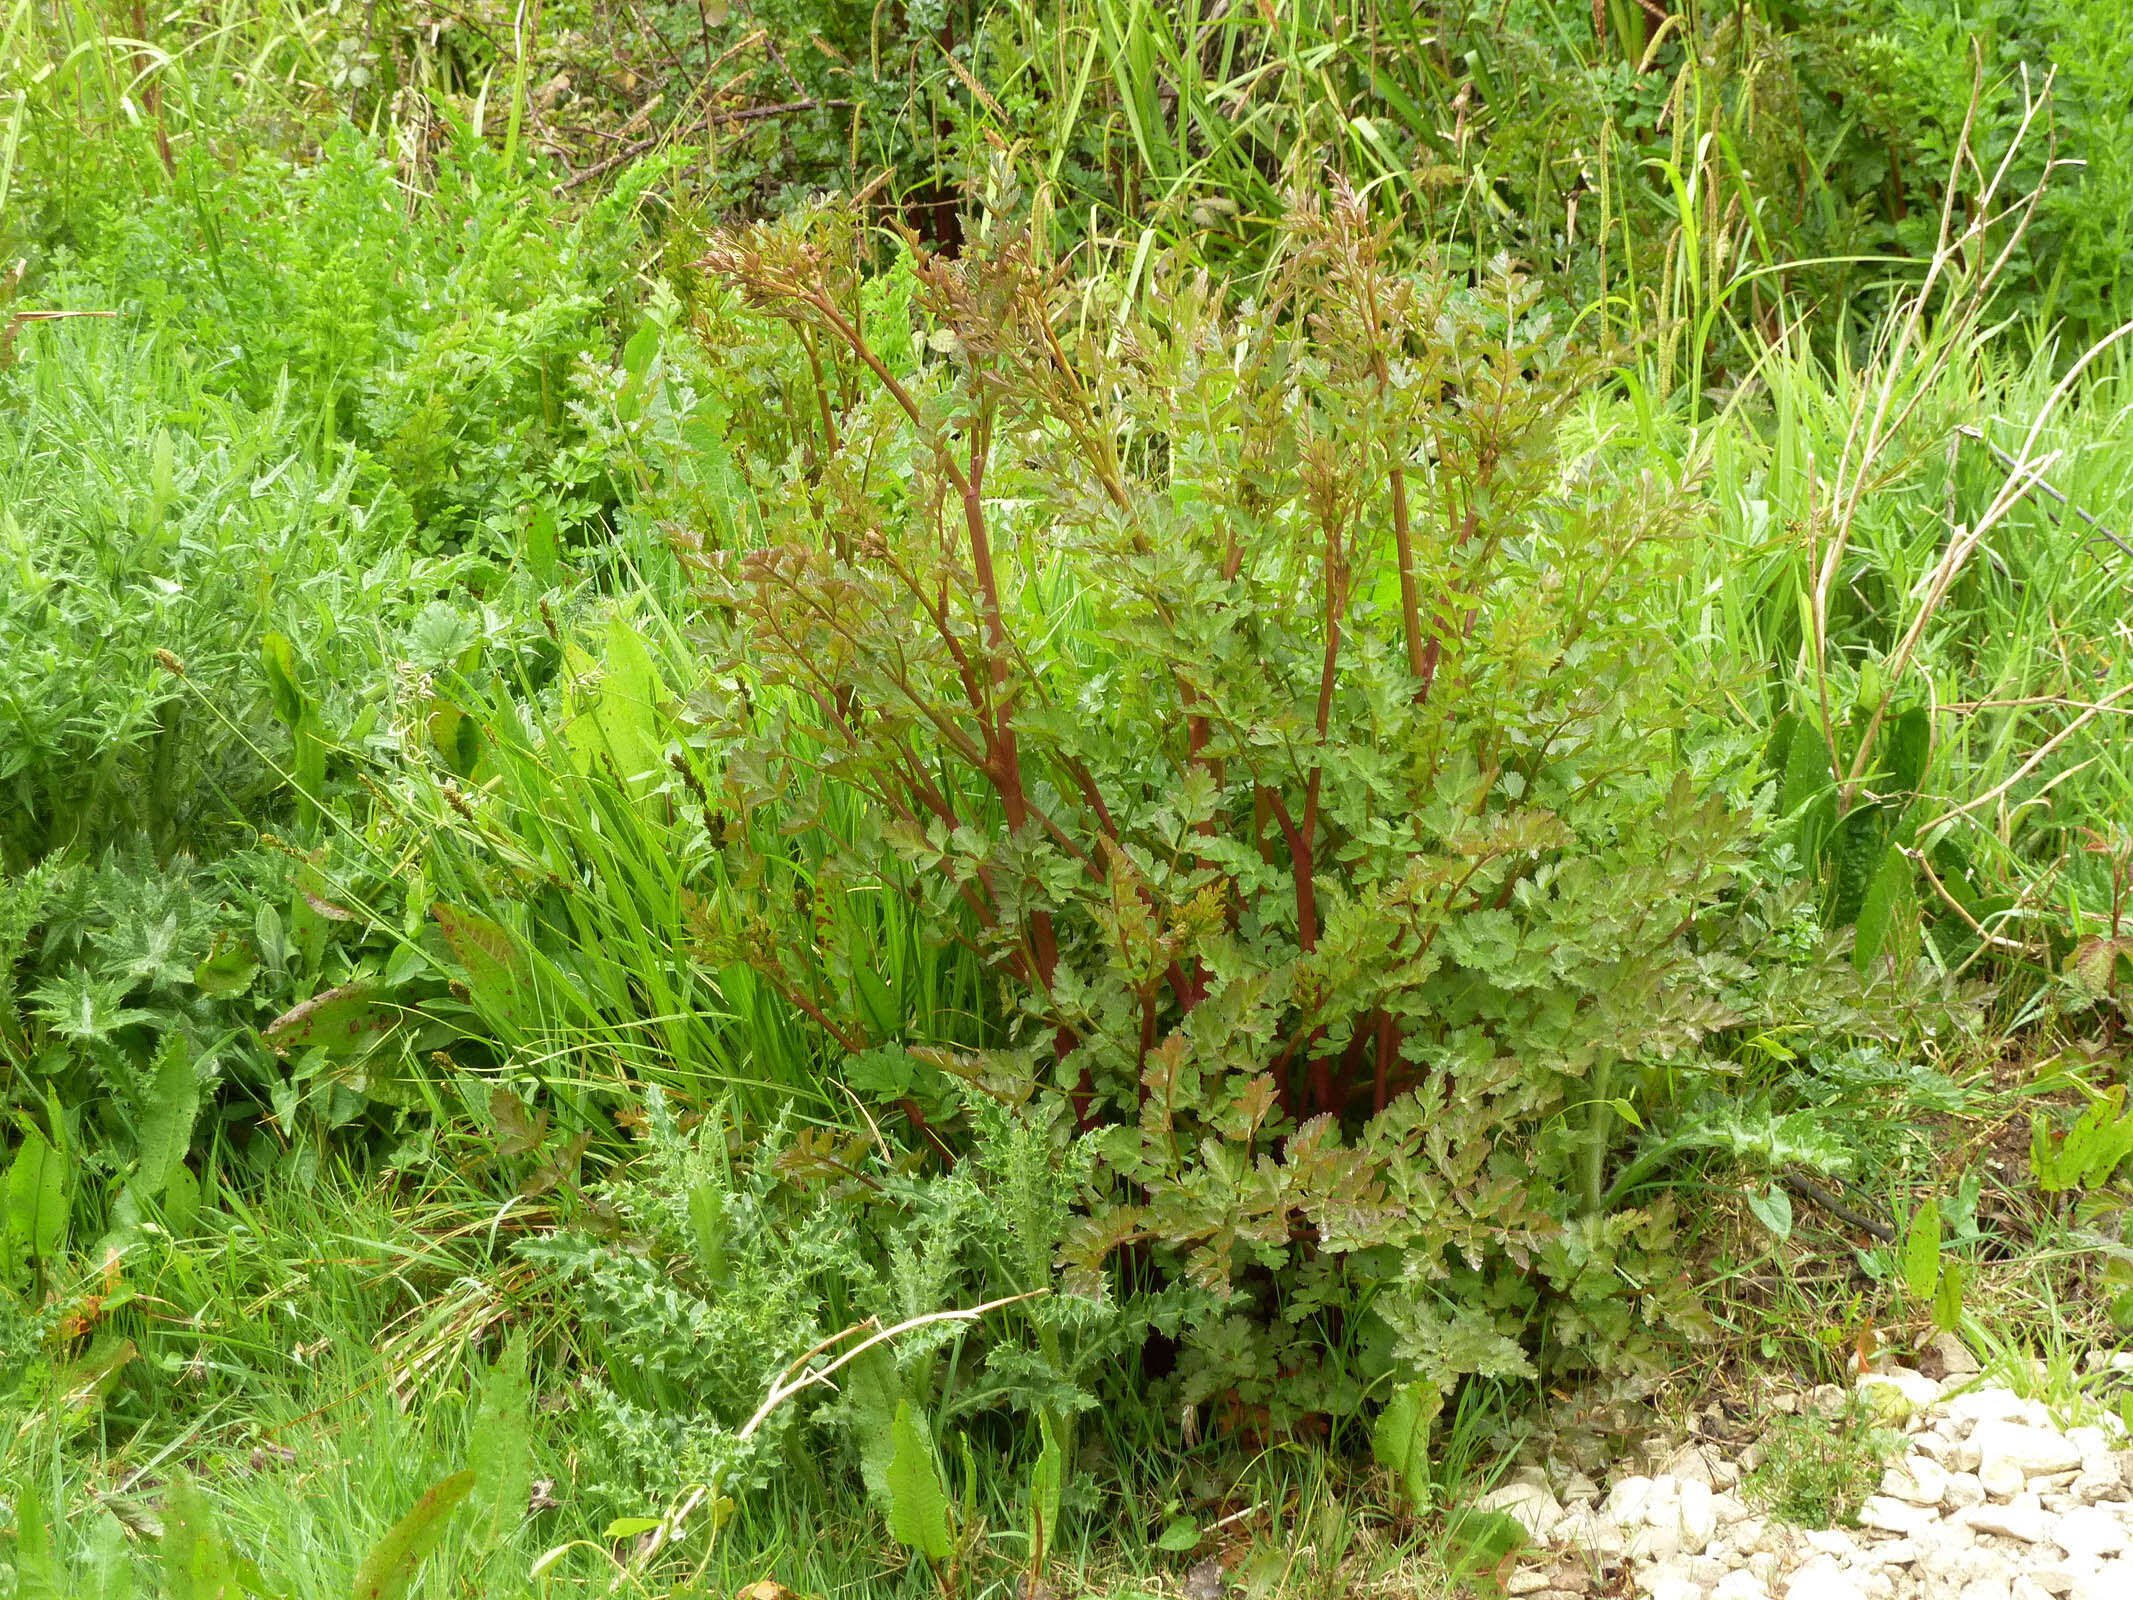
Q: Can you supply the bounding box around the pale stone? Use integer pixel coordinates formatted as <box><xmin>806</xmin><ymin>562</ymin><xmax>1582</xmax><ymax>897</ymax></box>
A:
<box><xmin>1958</xmin><ymin>1583</ymin><xmax>2013</xmax><ymax>1600</ymax></box>
<box><xmin>1860</xmin><ymin>1497</ymin><xmax>1939</xmax><ymax>1536</ymax></box>
<box><xmin>1861</xmin><ymin>1369</ymin><xmax>1944</xmax><ymax>1411</ymax></box>
<box><xmin>2054</xmin><ymin>1506</ymin><xmax>2130</xmax><ymax>1560</ymax></box>
<box><xmin>1554</xmin><ymin>1509</ymin><xmax>1626</xmax><ymax>1558</ymax></box>
<box><xmin>1665</xmin><ymin>1444</ymin><xmax>1718</xmax><ymax>1487</ymax></box>
<box><xmin>1962</xmin><ymin>1501</ymin><xmax>2052</xmax><ymax>1543</ymax></box>
<box><xmin>2011</xmin><ymin>1580</ymin><xmax>2057</xmax><ymax>1600</ymax></box>
<box><xmin>1650</xmin><ymin>1578</ymin><xmax>1702</xmax><ymax>1600</ymax></box>
<box><xmin>1914</xmin><ymin>1434</ymin><xmax>1953</xmax><ymax>1465</ymax></box>
<box><xmin>1628</xmin><ymin>1522</ymin><xmax>1683</xmax><ymax>1563</ymax></box>
<box><xmin>1784</xmin><ymin>1563</ymin><xmax>1868</xmax><ymax>1600</ymax></box>
<box><xmin>2067</xmin><ymin>1428</ymin><xmax>2114</xmax><ymax>1463</ymax></box>
<box><xmin>1681</xmin><ymin>1479</ymin><xmax>1718</xmax><ymax>1546</ymax></box>
<box><xmin>1979</xmin><ymin>1460</ymin><xmax>2025</xmax><ymax>1500</ymax></box>
<box><xmin>1971</xmin><ymin>1421</ymin><xmax>2083</xmax><ymax>1479</ymax></box>
<box><xmin>1887</xmin><ymin>1458</ymin><xmax>1952</xmax><ymax>1506</ymax></box>
<box><xmin>1942</xmin><ymin>1473</ymin><xmax>1985</xmax><ymax>1511</ymax></box>
<box><xmin>1715</xmin><ymin>1574</ymin><xmax>1772</xmax><ymax>1600</ymax></box>
<box><xmin>2072</xmin><ymin>1472</ymin><xmax>2122</xmax><ymax>1505</ymax></box>
<box><xmin>1951</xmin><ymin>1442</ymin><xmax>1985</xmax><ymax>1473</ymax></box>
<box><xmin>1804</xmin><ymin>1529</ymin><xmax>1860</xmax><ymax>1558</ymax></box>
<box><xmin>1929</xmin><ymin>1332</ymin><xmax>1982</xmax><ymax>1377</ymax></box>
<box><xmin>1945</xmin><ymin>1391</ymin><xmax>2031</xmax><ymax>1429</ymax></box>
<box><xmin>2024</xmin><ymin>1569</ymin><xmax>2076</xmax><ymax>1598</ymax></box>
<box><xmin>1808</xmin><ymin>1385</ymin><xmax>1849</xmax><ymax>1417</ymax></box>
<box><xmin>1610</xmin><ymin>1476</ymin><xmax>1657</xmax><ymax>1525</ymax></box>
<box><xmin>2069</xmin><ymin>1562</ymin><xmax>2133</xmax><ymax>1600</ymax></box>
<box><xmin>1507</xmin><ymin>1571</ymin><xmax>1553</xmax><ymax>1596</ymax></box>
<box><xmin>1873</xmin><ymin>1540</ymin><xmax>1920</xmax><ymax>1566</ymax></box>
<box><xmin>1714</xmin><ymin>1492</ymin><xmax>1749</xmax><ymax>1527</ymax></box>
<box><xmin>1479</xmin><ymin>1480</ymin><xmax>1566</xmax><ymax>1540</ymax></box>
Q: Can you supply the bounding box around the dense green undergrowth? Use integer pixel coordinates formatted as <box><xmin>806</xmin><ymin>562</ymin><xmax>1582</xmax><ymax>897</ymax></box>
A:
<box><xmin>5</xmin><ymin>0</ymin><xmax>2133</xmax><ymax>1594</ymax></box>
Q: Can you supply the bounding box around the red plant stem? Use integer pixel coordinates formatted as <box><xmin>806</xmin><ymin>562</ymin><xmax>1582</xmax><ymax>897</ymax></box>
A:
<box><xmin>1373</xmin><ymin>1010</ymin><xmax>1396</xmax><ymax>1113</ymax></box>
<box><xmin>1416</xmin><ymin>506</ymin><xmax>1478</xmax><ymax>705</ymax></box>
<box><xmin>1330</xmin><ymin>1019</ymin><xmax>1372</xmax><ymax>1111</ymax></box>
<box><xmin>1262</xmin><ymin>788</ymin><xmax>1318</xmax><ymax>952</ymax></box>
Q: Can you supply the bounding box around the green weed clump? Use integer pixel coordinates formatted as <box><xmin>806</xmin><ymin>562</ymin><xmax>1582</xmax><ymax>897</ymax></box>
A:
<box><xmin>1745</xmin><ymin>1403</ymin><xmax>1903</xmax><ymax>1529</ymax></box>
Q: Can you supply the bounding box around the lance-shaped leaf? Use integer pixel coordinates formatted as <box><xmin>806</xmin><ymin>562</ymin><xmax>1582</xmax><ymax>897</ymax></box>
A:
<box><xmin>261</xmin><ymin>981</ymin><xmax>407</xmax><ymax>1058</ymax></box>
<box><xmin>350</xmin><ymin>1470</ymin><xmax>475</xmax><ymax>1600</ymax></box>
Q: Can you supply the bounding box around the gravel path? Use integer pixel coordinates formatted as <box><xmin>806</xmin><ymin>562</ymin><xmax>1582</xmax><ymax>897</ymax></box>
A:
<box><xmin>1491</xmin><ymin>1353</ymin><xmax>2132</xmax><ymax>1600</ymax></box>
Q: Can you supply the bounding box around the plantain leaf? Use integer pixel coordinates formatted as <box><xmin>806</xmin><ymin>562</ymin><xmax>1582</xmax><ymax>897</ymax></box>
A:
<box><xmin>431</xmin><ymin>904</ymin><xmax>537</xmax><ymax>1037</ymax></box>
<box><xmin>1028</xmin><ymin>1411</ymin><xmax>1064</xmax><ymax>1572</ymax></box>
<box><xmin>1829</xmin><ymin>805</ymin><xmax>1888</xmax><ymax>926</ymax></box>
<box><xmin>1746</xmin><ymin>1183</ymin><xmax>1793</xmax><ymax>1241</ymax></box>
<box><xmin>349</xmin><ymin>1469</ymin><xmax>475</xmax><ymax>1600</ymax></box>
<box><xmin>1932</xmin><ymin>1259</ymin><xmax>1966</xmax><ymax>1334</ymax></box>
<box><xmin>1853</xmin><ymin>843</ymin><xmax>1911</xmax><ymax>972</ymax></box>
<box><xmin>193</xmin><ymin>941</ymin><xmax>261</xmax><ymax>999</ymax></box>
<box><xmin>136</xmin><ymin>1033</ymin><xmax>199</xmax><ymax>1197</ymax></box>
<box><xmin>844</xmin><ymin>1342</ymin><xmax>903</xmax><ymax>1513</ymax></box>
<box><xmin>1885</xmin><ymin>705</ymin><xmax>1932</xmax><ymax>795</ymax></box>
<box><xmin>1902</xmin><ymin>1198</ymin><xmax>1941</xmax><ymax>1302</ymax></box>
<box><xmin>11</xmin><ymin>1474</ymin><xmax>61</xmax><ymax>1599</ymax></box>
<box><xmin>885</xmin><ymin>1400</ymin><xmax>953</xmax><ymax>1564</ymax></box>
<box><xmin>1370</xmin><ymin>1377</ymin><xmax>1441</xmax><ymax>1507</ymax></box>
<box><xmin>261</xmin><ymin>981</ymin><xmax>406</xmax><ymax>1059</ymax></box>
<box><xmin>163</xmin><ymin>1470</ymin><xmax>232</xmax><ymax>1600</ymax></box>
<box><xmin>468</xmin><ymin>1331</ymin><xmax>532</xmax><ymax>1552</ymax></box>
<box><xmin>260</xmin><ymin>633</ymin><xmax>307</xmax><ymax>730</ymax></box>
<box><xmin>1778</xmin><ymin>718</ymin><xmax>1833</xmax><ymax>818</ymax></box>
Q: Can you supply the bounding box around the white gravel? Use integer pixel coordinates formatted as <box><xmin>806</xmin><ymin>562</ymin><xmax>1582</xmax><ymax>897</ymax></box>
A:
<box><xmin>1497</xmin><ymin>1359</ymin><xmax>2133</xmax><ymax>1600</ymax></box>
